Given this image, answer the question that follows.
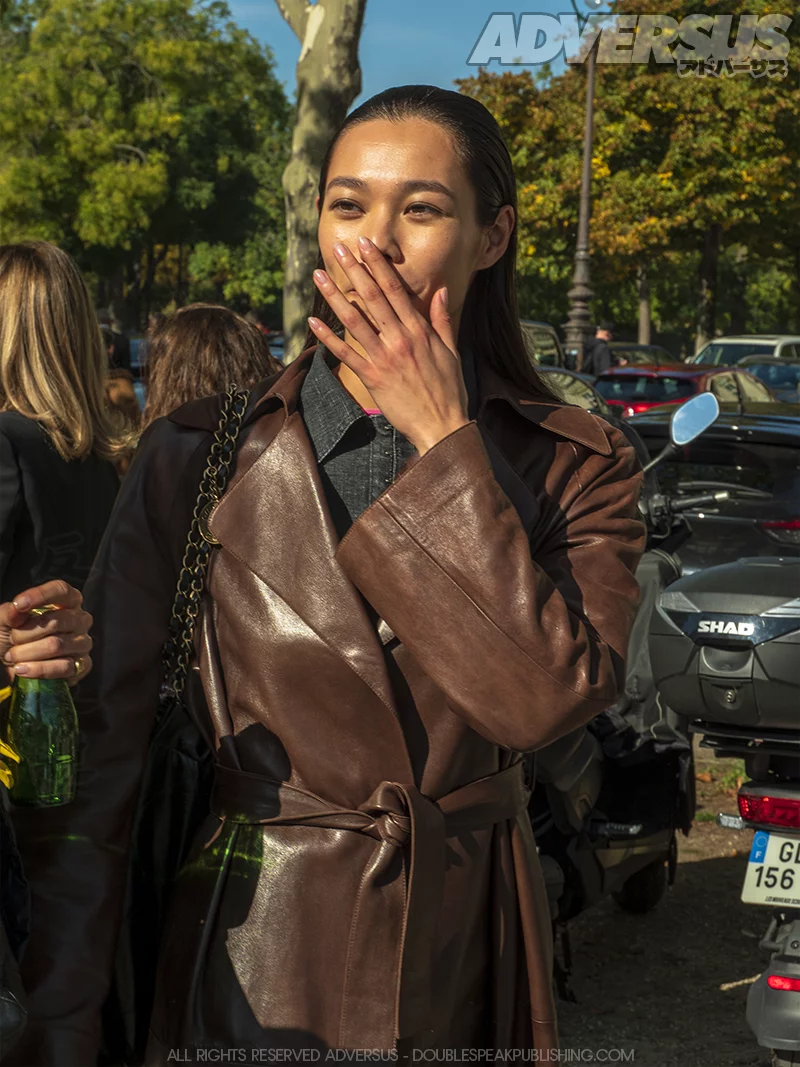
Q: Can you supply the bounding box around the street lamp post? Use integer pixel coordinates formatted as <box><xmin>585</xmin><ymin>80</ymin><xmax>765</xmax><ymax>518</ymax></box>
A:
<box><xmin>563</xmin><ymin>40</ymin><xmax>597</xmax><ymax>371</ymax></box>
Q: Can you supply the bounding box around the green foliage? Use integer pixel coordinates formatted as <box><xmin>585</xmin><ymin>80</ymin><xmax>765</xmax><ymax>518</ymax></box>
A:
<box><xmin>458</xmin><ymin>0</ymin><xmax>800</xmax><ymax>340</ymax></box>
<box><xmin>0</xmin><ymin>0</ymin><xmax>292</xmax><ymax>323</ymax></box>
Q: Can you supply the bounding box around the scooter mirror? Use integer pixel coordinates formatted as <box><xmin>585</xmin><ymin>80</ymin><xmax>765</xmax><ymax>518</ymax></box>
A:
<box><xmin>669</xmin><ymin>392</ymin><xmax>720</xmax><ymax>448</ymax></box>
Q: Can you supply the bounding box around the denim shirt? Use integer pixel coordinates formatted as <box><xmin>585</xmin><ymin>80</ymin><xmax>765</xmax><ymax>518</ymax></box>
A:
<box><xmin>299</xmin><ymin>344</ymin><xmax>479</xmax><ymax>541</ymax></box>
<box><xmin>298</xmin><ymin>347</ymin><xmax>418</xmax><ymax>540</ymax></box>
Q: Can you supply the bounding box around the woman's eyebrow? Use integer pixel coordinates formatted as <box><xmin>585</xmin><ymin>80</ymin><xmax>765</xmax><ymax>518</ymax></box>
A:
<box><xmin>325</xmin><ymin>176</ymin><xmax>456</xmax><ymax>200</ymax></box>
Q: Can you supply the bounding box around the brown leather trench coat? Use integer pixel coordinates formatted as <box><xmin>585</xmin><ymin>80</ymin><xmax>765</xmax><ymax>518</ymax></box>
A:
<box><xmin>10</xmin><ymin>346</ymin><xmax>645</xmax><ymax>1066</ymax></box>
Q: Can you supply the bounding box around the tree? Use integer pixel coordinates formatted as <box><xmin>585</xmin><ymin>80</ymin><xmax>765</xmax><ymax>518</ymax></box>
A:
<box><xmin>458</xmin><ymin>0</ymin><xmax>800</xmax><ymax>349</ymax></box>
<box><xmin>0</xmin><ymin>0</ymin><xmax>292</xmax><ymax>324</ymax></box>
<box><xmin>276</xmin><ymin>0</ymin><xmax>367</xmax><ymax>362</ymax></box>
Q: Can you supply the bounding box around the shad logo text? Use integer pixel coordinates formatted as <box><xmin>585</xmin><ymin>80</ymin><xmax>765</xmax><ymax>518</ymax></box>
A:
<box><xmin>697</xmin><ymin>619</ymin><xmax>756</xmax><ymax>636</ymax></box>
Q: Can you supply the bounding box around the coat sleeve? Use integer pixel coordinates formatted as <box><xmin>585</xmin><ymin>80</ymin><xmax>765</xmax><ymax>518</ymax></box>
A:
<box><xmin>335</xmin><ymin>420</ymin><xmax>645</xmax><ymax>753</ymax></box>
<box><xmin>7</xmin><ymin>419</ymin><xmax>205</xmax><ymax>1067</ymax></box>
<box><xmin>0</xmin><ymin>427</ymin><xmax>22</xmax><ymax>592</ymax></box>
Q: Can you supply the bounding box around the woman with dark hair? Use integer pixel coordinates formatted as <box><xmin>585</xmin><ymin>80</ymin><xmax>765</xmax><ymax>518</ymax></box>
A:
<box><xmin>11</xmin><ymin>87</ymin><xmax>645</xmax><ymax>1065</ymax></box>
<box><xmin>141</xmin><ymin>304</ymin><xmax>280</xmax><ymax>428</ymax></box>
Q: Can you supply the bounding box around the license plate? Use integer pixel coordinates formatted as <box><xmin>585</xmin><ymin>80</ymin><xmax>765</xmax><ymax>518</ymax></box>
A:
<box><xmin>742</xmin><ymin>830</ymin><xmax>800</xmax><ymax>907</ymax></box>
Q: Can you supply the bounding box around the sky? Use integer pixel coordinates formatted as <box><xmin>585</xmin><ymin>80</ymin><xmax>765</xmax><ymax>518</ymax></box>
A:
<box><xmin>227</xmin><ymin>1</ymin><xmax>597</xmax><ymax>107</ymax></box>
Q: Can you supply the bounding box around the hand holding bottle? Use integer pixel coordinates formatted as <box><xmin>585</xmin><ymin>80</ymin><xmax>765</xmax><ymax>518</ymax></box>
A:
<box><xmin>1</xmin><ymin>580</ymin><xmax>93</xmax><ymax>687</ymax></box>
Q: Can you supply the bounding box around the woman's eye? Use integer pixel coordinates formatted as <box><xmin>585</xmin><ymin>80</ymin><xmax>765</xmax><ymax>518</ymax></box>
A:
<box><xmin>329</xmin><ymin>199</ymin><xmax>441</xmax><ymax>217</ymax></box>
<box><xmin>330</xmin><ymin>199</ymin><xmax>361</xmax><ymax>213</ymax></box>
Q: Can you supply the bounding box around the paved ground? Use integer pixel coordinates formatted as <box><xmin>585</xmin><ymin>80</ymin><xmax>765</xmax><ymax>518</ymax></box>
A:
<box><xmin>557</xmin><ymin>741</ymin><xmax>776</xmax><ymax>1067</ymax></box>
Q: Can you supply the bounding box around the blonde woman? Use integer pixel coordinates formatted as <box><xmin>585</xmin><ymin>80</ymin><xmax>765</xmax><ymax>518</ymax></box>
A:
<box><xmin>0</xmin><ymin>240</ymin><xmax>112</xmax><ymax>1058</ymax></box>
<box><xmin>0</xmin><ymin>241</ymin><xmax>130</xmax><ymax>606</ymax></box>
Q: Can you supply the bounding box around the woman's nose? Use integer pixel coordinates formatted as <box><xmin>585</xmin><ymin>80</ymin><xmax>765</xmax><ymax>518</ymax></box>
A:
<box><xmin>359</xmin><ymin>223</ymin><xmax>402</xmax><ymax>263</ymax></box>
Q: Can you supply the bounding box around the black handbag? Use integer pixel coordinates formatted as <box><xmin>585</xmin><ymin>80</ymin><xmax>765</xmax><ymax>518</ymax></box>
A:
<box><xmin>100</xmin><ymin>385</ymin><xmax>250</xmax><ymax>1066</ymax></box>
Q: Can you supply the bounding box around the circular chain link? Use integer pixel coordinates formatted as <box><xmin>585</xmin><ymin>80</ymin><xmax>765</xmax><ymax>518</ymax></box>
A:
<box><xmin>160</xmin><ymin>384</ymin><xmax>250</xmax><ymax>705</ymax></box>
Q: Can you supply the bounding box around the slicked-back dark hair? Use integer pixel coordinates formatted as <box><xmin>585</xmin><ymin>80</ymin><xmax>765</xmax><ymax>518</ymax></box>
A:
<box><xmin>304</xmin><ymin>84</ymin><xmax>555</xmax><ymax>398</ymax></box>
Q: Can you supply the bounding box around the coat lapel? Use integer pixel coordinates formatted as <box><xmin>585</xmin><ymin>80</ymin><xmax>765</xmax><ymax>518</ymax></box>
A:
<box><xmin>167</xmin><ymin>345</ymin><xmax>612</xmax><ymax>766</ymax></box>
<box><xmin>202</xmin><ymin>353</ymin><xmax>412</xmax><ymax>768</ymax></box>
<box><xmin>474</xmin><ymin>356</ymin><xmax>612</xmax><ymax>542</ymax></box>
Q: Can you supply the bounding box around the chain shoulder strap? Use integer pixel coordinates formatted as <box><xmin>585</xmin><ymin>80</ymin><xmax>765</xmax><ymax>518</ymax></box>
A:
<box><xmin>160</xmin><ymin>384</ymin><xmax>250</xmax><ymax>707</ymax></box>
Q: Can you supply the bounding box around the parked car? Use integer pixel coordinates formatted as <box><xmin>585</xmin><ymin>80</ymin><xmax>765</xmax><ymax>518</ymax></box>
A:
<box><xmin>537</xmin><ymin>367</ymin><xmax>611</xmax><ymax>415</ymax></box>
<box><xmin>269</xmin><ymin>331</ymin><xmax>285</xmax><ymax>363</ymax></box>
<box><xmin>736</xmin><ymin>356</ymin><xmax>800</xmax><ymax>404</ymax></box>
<box><xmin>629</xmin><ymin>402</ymin><xmax>800</xmax><ymax>573</ymax></box>
<box><xmin>594</xmin><ymin>364</ymin><xmax>775</xmax><ymax>417</ymax></box>
<box><xmin>609</xmin><ymin>342</ymin><xmax>679</xmax><ymax>366</ymax></box>
<box><xmin>520</xmin><ymin>320</ymin><xmax>565</xmax><ymax>368</ymax></box>
<box><xmin>688</xmin><ymin>334</ymin><xmax>800</xmax><ymax>366</ymax></box>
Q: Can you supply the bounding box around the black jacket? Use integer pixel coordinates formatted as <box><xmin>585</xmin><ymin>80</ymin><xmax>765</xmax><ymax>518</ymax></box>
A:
<box><xmin>0</xmin><ymin>412</ymin><xmax>119</xmax><ymax>602</ymax></box>
<box><xmin>582</xmin><ymin>337</ymin><xmax>612</xmax><ymax>377</ymax></box>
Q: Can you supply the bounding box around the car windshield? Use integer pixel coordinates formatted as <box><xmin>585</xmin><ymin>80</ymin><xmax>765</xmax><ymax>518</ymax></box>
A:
<box><xmin>594</xmin><ymin>374</ymin><xmax>696</xmax><ymax>402</ymax></box>
<box><xmin>744</xmin><ymin>363</ymin><xmax>800</xmax><ymax>392</ymax></box>
<box><xmin>543</xmin><ymin>372</ymin><xmax>604</xmax><ymax>412</ymax></box>
<box><xmin>521</xmin><ymin>324</ymin><xmax>561</xmax><ymax>367</ymax></box>
<box><xmin>692</xmin><ymin>341</ymin><xmax>774</xmax><ymax>365</ymax></box>
<box><xmin>613</xmin><ymin>346</ymin><xmax>669</xmax><ymax>363</ymax></box>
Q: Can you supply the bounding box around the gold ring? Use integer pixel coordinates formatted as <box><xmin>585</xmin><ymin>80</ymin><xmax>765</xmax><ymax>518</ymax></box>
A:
<box><xmin>73</xmin><ymin>656</ymin><xmax>84</xmax><ymax>677</ymax></box>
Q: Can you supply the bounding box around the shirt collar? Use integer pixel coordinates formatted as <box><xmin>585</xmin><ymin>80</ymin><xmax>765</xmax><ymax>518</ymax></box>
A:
<box><xmin>300</xmin><ymin>342</ymin><xmax>482</xmax><ymax>458</ymax></box>
<box><xmin>300</xmin><ymin>345</ymin><xmax>370</xmax><ymax>462</ymax></box>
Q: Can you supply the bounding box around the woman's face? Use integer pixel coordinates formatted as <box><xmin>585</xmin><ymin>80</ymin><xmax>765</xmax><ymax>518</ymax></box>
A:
<box><xmin>316</xmin><ymin>118</ymin><xmax>513</xmax><ymax>336</ymax></box>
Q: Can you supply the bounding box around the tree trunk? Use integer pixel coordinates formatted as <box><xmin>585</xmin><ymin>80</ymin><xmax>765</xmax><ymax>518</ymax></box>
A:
<box><xmin>729</xmin><ymin>244</ymin><xmax>747</xmax><ymax>335</ymax></box>
<box><xmin>177</xmin><ymin>243</ymin><xmax>186</xmax><ymax>307</ymax></box>
<box><xmin>695</xmin><ymin>223</ymin><xmax>721</xmax><ymax>353</ymax></box>
<box><xmin>637</xmin><ymin>265</ymin><xmax>650</xmax><ymax>345</ymax></box>
<box><xmin>277</xmin><ymin>0</ymin><xmax>367</xmax><ymax>363</ymax></box>
<box><xmin>794</xmin><ymin>246</ymin><xmax>800</xmax><ymax>334</ymax></box>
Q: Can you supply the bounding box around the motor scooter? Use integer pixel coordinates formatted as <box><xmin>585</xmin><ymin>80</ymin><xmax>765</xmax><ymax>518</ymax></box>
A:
<box><xmin>533</xmin><ymin>393</ymin><xmax>727</xmax><ymax>985</ymax></box>
<box><xmin>649</xmin><ymin>410</ymin><xmax>800</xmax><ymax>1066</ymax></box>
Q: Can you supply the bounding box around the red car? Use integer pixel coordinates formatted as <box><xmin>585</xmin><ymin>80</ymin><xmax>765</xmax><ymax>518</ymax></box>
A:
<box><xmin>594</xmin><ymin>364</ymin><xmax>776</xmax><ymax>417</ymax></box>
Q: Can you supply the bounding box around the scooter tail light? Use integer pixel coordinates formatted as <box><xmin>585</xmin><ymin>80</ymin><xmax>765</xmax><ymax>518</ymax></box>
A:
<box><xmin>760</xmin><ymin>519</ymin><xmax>800</xmax><ymax>546</ymax></box>
<box><xmin>767</xmin><ymin>975</ymin><xmax>800</xmax><ymax>992</ymax></box>
<box><xmin>738</xmin><ymin>792</ymin><xmax>800</xmax><ymax>829</ymax></box>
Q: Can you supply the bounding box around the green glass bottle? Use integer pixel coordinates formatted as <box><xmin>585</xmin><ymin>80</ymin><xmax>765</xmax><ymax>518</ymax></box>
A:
<box><xmin>2</xmin><ymin>677</ymin><xmax>78</xmax><ymax>806</ymax></box>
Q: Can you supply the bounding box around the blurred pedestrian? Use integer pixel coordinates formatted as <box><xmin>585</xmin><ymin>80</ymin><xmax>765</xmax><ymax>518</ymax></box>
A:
<box><xmin>245</xmin><ymin>308</ymin><xmax>270</xmax><ymax>338</ymax></box>
<box><xmin>96</xmin><ymin>308</ymin><xmax>131</xmax><ymax>373</ymax></box>
<box><xmin>141</xmin><ymin>303</ymin><xmax>280</xmax><ymax>429</ymax></box>
<box><xmin>581</xmin><ymin>321</ymin><xmax>615</xmax><ymax>377</ymax></box>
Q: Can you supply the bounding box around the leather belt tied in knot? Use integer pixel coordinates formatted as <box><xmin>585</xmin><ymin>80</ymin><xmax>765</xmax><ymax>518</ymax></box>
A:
<box><xmin>211</xmin><ymin>761</ymin><xmax>530</xmax><ymax>1049</ymax></box>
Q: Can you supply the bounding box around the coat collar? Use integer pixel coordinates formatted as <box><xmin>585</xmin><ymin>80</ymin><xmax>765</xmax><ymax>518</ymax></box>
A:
<box><xmin>168</xmin><ymin>345</ymin><xmax>612</xmax><ymax>458</ymax></box>
<box><xmin>475</xmin><ymin>357</ymin><xmax>613</xmax><ymax>457</ymax></box>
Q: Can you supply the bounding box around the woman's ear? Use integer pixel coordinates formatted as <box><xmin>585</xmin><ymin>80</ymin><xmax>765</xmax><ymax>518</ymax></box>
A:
<box><xmin>477</xmin><ymin>205</ymin><xmax>514</xmax><ymax>270</ymax></box>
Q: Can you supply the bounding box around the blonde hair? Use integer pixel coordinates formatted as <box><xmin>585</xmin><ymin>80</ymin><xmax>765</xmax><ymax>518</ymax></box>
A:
<box><xmin>0</xmin><ymin>241</ymin><xmax>131</xmax><ymax>462</ymax></box>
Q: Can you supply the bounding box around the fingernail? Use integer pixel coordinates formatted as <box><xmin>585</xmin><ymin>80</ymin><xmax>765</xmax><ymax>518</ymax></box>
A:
<box><xmin>12</xmin><ymin>664</ymin><xmax>29</xmax><ymax>676</ymax></box>
<box><xmin>2</xmin><ymin>655</ymin><xmax>13</xmax><ymax>666</ymax></box>
<box><xmin>357</xmin><ymin>236</ymin><xmax>372</xmax><ymax>252</ymax></box>
<box><xmin>441</xmin><ymin>287</ymin><xmax>449</xmax><ymax>309</ymax></box>
<box><xmin>313</xmin><ymin>270</ymin><xmax>328</xmax><ymax>286</ymax></box>
<box><xmin>333</xmin><ymin>243</ymin><xmax>348</xmax><ymax>259</ymax></box>
<box><xmin>308</xmin><ymin>317</ymin><xmax>322</xmax><ymax>330</ymax></box>
<box><xmin>13</xmin><ymin>596</ymin><xmax>30</xmax><ymax>611</ymax></box>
